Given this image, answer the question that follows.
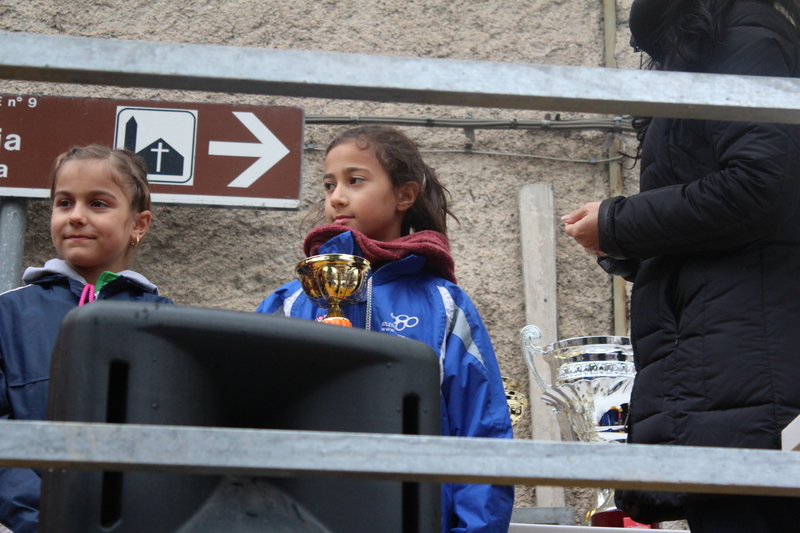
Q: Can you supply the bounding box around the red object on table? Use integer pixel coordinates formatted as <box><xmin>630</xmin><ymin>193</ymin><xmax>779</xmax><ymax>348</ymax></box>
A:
<box><xmin>591</xmin><ymin>509</ymin><xmax>660</xmax><ymax>528</ymax></box>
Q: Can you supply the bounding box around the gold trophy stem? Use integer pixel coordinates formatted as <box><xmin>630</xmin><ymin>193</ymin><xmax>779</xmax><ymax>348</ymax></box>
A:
<box><xmin>327</xmin><ymin>299</ymin><xmax>346</xmax><ymax>319</ymax></box>
<box><xmin>322</xmin><ymin>297</ymin><xmax>353</xmax><ymax>326</ymax></box>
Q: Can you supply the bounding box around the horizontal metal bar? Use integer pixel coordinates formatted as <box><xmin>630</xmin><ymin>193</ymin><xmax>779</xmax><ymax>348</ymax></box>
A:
<box><xmin>1</xmin><ymin>420</ymin><xmax>799</xmax><ymax>497</ymax></box>
<box><xmin>2</xmin><ymin>32</ymin><xmax>800</xmax><ymax>124</ymax></box>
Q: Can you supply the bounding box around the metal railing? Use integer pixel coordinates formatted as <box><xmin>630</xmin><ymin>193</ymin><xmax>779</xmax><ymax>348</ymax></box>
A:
<box><xmin>2</xmin><ymin>32</ymin><xmax>800</xmax><ymax>124</ymax></box>
<box><xmin>2</xmin><ymin>421</ymin><xmax>799</xmax><ymax>497</ymax></box>
<box><xmin>1</xmin><ymin>30</ymin><xmax>800</xmax><ymax>499</ymax></box>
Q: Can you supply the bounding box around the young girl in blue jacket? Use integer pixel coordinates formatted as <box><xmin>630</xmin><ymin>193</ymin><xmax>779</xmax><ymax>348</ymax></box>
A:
<box><xmin>256</xmin><ymin>125</ymin><xmax>514</xmax><ymax>533</ymax></box>
<box><xmin>0</xmin><ymin>145</ymin><xmax>173</xmax><ymax>533</ymax></box>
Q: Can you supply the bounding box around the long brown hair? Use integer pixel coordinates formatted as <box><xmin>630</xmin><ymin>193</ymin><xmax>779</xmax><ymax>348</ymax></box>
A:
<box><xmin>324</xmin><ymin>125</ymin><xmax>457</xmax><ymax>236</ymax></box>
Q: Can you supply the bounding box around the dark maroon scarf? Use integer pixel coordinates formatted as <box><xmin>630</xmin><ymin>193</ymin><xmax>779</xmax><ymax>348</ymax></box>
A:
<box><xmin>303</xmin><ymin>224</ymin><xmax>457</xmax><ymax>284</ymax></box>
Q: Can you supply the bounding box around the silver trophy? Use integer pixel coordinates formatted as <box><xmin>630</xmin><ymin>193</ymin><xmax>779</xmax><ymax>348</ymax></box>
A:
<box><xmin>520</xmin><ymin>325</ymin><xmax>635</xmax><ymax>523</ymax></box>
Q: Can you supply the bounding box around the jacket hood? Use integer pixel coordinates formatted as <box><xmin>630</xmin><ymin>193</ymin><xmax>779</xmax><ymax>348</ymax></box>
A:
<box><xmin>629</xmin><ymin>0</ymin><xmax>671</xmax><ymax>63</ymax></box>
<box><xmin>22</xmin><ymin>258</ymin><xmax>161</xmax><ymax>294</ymax></box>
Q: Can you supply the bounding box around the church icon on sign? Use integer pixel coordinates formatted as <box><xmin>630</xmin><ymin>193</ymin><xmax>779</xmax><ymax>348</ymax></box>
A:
<box><xmin>124</xmin><ymin>118</ymin><xmax>185</xmax><ymax>177</ymax></box>
<box><xmin>114</xmin><ymin>106</ymin><xmax>198</xmax><ymax>186</ymax></box>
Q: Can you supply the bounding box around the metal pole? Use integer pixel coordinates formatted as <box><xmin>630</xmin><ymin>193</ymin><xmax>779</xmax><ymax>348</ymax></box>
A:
<box><xmin>602</xmin><ymin>0</ymin><xmax>629</xmax><ymax>337</ymax></box>
<box><xmin>607</xmin><ymin>137</ymin><xmax>629</xmax><ymax>336</ymax></box>
<box><xmin>0</xmin><ymin>197</ymin><xmax>28</xmax><ymax>292</ymax></box>
<box><xmin>603</xmin><ymin>0</ymin><xmax>617</xmax><ymax>70</ymax></box>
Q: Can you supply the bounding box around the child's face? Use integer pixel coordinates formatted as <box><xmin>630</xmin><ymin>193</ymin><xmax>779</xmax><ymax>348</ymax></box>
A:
<box><xmin>50</xmin><ymin>159</ymin><xmax>150</xmax><ymax>283</ymax></box>
<box><xmin>323</xmin><ymin>141</ymin><xmax>414</xmax><ymax>242</ymax></box>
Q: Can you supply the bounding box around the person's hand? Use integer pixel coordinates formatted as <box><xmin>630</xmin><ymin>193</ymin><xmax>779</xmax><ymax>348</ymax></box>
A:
<box><xmin>563</xmin><ymin>201</ymin><xmax>606</xmax><ymax>256</ymax></box>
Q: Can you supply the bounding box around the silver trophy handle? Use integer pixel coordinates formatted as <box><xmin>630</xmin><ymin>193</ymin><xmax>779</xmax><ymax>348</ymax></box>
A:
<box><xmin>520</xmin><ymin>325</ymin><xmax>552</xmax><ymax>393</ymax></box>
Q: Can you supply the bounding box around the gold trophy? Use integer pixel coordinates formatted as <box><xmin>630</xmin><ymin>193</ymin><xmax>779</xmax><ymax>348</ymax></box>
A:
<box><xmin>295</xmin><ymin>254</ymin><xmax>372</xmax><ymax>327</ymax></box>
<box><xmin>502</xmin><ymin>377</ymin><xmax>528</xmax><ymax>428</ymax></box>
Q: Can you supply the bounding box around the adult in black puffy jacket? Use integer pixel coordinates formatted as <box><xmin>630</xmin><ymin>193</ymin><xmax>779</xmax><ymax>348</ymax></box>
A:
<box><xmin>563</xmin><ymin>0</ymin><xmax>800</xmax><ymax>531</ymax></box>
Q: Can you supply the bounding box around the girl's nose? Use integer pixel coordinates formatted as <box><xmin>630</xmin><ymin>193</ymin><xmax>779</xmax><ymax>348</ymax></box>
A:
<box><xmin>329</xmin><ymin>186</ymin><xmax>348</xmax><ymax>206</ymax></box>
<box><xmin>68</xmin><ymin>204</ymin><xmax>87</xmax><ymax>225</ymax></box>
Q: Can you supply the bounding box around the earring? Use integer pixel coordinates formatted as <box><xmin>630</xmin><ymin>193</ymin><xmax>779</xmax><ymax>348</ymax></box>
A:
<box><xmin>130</xmin><ymin>236</ymin><xmax>140</xmax><ymax>248</ymax></box>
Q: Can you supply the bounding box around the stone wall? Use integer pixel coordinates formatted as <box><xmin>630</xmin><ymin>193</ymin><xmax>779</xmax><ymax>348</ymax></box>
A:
<box><xmin>0</xmin><ymin>0</ymin><xmax>663</xmax><ymax>522</ymax></box>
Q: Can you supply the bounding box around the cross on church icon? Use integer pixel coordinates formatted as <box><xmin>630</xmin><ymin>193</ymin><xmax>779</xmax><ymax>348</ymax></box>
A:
<box><xmin>114</xmin><ymin>106</ymin><xmax>198</xmax><ymax>185</ymax></box>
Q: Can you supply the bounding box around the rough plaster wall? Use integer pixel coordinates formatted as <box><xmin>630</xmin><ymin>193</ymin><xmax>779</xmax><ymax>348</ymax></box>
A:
<box><xmin>1</xmin><ymin>0</ymin><xmax>689</xmax><ymax>526</ymax></box>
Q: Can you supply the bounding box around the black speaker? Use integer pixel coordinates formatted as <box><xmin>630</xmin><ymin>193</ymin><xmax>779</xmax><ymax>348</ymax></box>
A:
<box><xmin>40</xmin><ymin>302</ymin><xmax>441</xmax><ymax>533</ymax></box>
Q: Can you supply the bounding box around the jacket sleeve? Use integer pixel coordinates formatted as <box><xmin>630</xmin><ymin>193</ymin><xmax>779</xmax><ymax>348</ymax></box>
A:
<box><xmin>0</xmin><ymin>350</ymin><xmax>40</xmax><ymax>533</ymax></box>
<box><xmin>440</xmin><ymin>287</ymin><xmax>513</xmax><ymax>533</ymax></box>
<box><xmin>255</xmin><ymin>282</ymin><xmax>297</xmax><ymax>315</ymax></box>
<box><xmin>0</xmin><ymin>466</ymin><xmax>40</xmax><ymax>533</ymax></box>
<box><xmin>596</xmin><ymin>256</ymin><xmax>640</xmax><ymax>282</ymax></box>
<box><xmin>598</xmin><ymin>21</ymin><xmax>800</xmax><ymax>259</ymax></box>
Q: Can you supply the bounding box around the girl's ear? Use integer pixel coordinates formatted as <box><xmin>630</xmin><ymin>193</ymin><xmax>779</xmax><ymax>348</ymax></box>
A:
<box><xmin>131</xmin><ymin>210</ymin><xmax>152</xmax><ymax>242</ymax></box>
<box><xmin>396</xmin><ymin>182</ymin><xmax>420</xmax><ymax>212</ymax></box>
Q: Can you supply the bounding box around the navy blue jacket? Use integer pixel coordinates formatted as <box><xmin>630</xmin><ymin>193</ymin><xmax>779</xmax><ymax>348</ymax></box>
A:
<box><xmin>0</xmin><ymin>259</ymin><xmax>172</xmax><ymax>533</ymax></box>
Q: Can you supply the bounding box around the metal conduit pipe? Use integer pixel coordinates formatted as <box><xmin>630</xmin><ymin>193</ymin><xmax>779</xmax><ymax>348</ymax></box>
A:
<box><xmin>306</xmin><ymin>115</ymin><xmax>634</xmax><ymax>132</ymax></box>
<box><xmin>604</xmin><ymin>0</ymin><xmax>630</xmax><ymax>336</ymax></box>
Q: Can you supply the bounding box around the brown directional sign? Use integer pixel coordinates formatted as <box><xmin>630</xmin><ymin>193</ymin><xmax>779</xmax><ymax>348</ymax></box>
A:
<box><xmin>0</xmin><ymin>94</ymin><xmax>304</xmax><ymax>208</ymax></box>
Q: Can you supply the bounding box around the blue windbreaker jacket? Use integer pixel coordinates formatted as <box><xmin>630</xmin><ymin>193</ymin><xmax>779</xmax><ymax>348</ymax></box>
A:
<box><xmin>256</xmin><ymin>232</ymin><xmax>514</xmax><ymax>533</ymax></box>
<box><xmin>0</xmin><ymin>259</ymin><xmax>173</xmax><ymax>533</ymax></box>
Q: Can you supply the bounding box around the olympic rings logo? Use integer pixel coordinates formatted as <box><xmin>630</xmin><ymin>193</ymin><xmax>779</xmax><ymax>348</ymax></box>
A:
<box><xmin>391</xmin><ymin>313</ymin><xmax>419</xmax><ymax>331</ymax></box>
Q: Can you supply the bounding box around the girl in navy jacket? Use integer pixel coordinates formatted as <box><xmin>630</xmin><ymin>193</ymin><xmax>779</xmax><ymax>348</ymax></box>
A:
<box><xmin>0</xmin><ymin>145</ymin><xmax>172</xmax><ymax>533</ymax></box>
<box><xmin>257</xmin><ymin>125</ymin><xmax>514</xmax><ymax>533</ymax></box>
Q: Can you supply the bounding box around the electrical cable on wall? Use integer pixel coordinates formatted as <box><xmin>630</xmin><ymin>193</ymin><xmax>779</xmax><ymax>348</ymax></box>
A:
<box><xmin>306</xmin><ymin>114</ymin><xmax>634</xmax><ymax>132</ymax></box>
<box><xmin>305</xmin><ymin>114</ymin><xmax>633</xmax><ymax>164</ymax></box>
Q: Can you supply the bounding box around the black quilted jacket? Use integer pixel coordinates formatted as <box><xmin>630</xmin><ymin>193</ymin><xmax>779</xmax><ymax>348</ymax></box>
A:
<box><xmin>601</xmin><ymin>0</ymin><xmax>800</xmax><ymax>523</ymax></box>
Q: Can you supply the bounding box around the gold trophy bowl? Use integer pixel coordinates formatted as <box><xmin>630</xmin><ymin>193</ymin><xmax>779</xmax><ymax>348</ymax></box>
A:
<box><xmin>296</xmin><ymin>254</ymin><xmax>372</xmax><ymax>327</ymax></box>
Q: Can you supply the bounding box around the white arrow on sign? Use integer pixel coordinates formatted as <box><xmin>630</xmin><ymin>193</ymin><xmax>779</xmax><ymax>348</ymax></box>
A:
<box><xmin>208</xmin><ymin>112</ymin><xmax>290</xmax><ymax>188</ymax></box>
